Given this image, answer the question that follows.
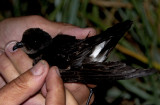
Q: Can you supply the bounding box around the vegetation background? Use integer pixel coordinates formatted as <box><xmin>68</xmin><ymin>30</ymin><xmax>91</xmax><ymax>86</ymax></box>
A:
<box><xmin>0</xmin><ymin>0</ymin><xmax>159</xmax><ymax>105</ymax></box>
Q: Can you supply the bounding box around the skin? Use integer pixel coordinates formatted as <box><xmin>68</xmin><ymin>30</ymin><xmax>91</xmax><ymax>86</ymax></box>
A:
<box><xmin>0</xmin><ymin>15</ymin><xmax>96</xmax><ymax>105</ymax></box>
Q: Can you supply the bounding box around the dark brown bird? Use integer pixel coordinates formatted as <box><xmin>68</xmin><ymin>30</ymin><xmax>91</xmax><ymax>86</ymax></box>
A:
<box><xmin>13</xmin><ymin>20</ymin><xmax>157</xmax><ymax>85</ymax></box>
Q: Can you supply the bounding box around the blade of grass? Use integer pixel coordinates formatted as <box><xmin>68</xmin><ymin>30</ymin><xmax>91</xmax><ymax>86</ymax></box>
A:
<box><xmin>116</xmin><ymin>44</ymin><xmax>160</xmax><ymax>70</ymax></box>
<box><xmin>68</xmin><ymin>0</ymin><xmax>80</xmax><ymax>25</ymax></box>
<box><xmin>118</xmin><ymin>80</ymin><xmax>152</xmax><ymax>100</ymax></box>
<box><xmin>12</xmin><ymin>0</ymin><xmax>21</xmax><ymax>16</ymax></box>
<box><xmin>48</xmin><ymin>0</ymin><xmax>64</xmax><ymax>21</ymax></box>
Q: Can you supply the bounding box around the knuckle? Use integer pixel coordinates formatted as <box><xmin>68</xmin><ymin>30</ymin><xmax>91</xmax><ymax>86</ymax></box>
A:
<box><xmin>0</xmin><ymin>53</ymin><xmax>10</xmax><ymax>71</ymax></box>
<box><xmin>31</xmin><ymin>15</ymin><xmax>43</xmax><ymax>20</ymax></box>
<box><xmin>0</xmin><ymin>62</ymin><xmax>10</xmax><ymax>72</ymax></box>
<box><xmin>28</xmin><ymin>15</ymin><xmax>45</xmax><ymax>24</ymax></box>
<box><xmin>12</xmin><ymin>75</ymin><xmax>30</xmax><ymax>91</ymax></box>
<box><xmin>0</xmin><ymin>60</ymin><xmax>12</xmax><ymax>73</ymax></box>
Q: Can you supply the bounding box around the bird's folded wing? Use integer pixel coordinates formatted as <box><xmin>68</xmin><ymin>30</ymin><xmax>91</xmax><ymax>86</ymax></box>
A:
<box><xmin>59</xmin><ymin>61</ymin><xmax>157</xmax><ymax>85</ymax></box>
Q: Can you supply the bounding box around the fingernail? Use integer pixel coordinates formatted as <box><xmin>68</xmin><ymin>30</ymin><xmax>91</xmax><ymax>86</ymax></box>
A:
<box><xmin>5</xmin><ymin>41</ymin><xmax>17</xmax><ymax>53</ymax></box>
<box><xmin>84</xmin><ymin>27</ymin><xmax>96</xmax><ymax>36</ymax></box>
<box><xmin>53</xmin><ymin>67</ymin><xmax>61</xmax><ymax>77</ymax></box>
<box><xmin>31</xmin><ymin>60</ymin><xmax>46</xmax><ymax>76</ymax></box>
<box><xmin>0</xmin><ymin>49</ymin><xmax>4</xmax><ymax>56</ymax></box>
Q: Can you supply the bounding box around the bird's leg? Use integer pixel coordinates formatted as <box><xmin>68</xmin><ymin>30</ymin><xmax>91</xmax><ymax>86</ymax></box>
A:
<box><xmin>86</xmin><ymin>88</ymin><xmax>94</xmax><ymax>105</ymax></box>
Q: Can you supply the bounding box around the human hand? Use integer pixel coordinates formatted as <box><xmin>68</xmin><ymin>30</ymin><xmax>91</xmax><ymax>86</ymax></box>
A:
<box><xmin>0</xmin><ymin>15</ymin><xmax>96</xmax><ymax>105</ymax></box>
<box><xmin>0</xmin><ymin>49</ymin><xmax>78</xmax><ymax>105</ymax></box>
<box><xmin>0</xmin><ymin>15</ymin><xmax>96</xmax><ymax>49</ymax></box>
<box><xmin>0</xmin><ymin>45</ymin><xmax>46</xmax><ymax>105</ymax></box>
<box><xmin>0</xmin><ymin>47</ymin><xmax>49</xmax><ymax>105</ymax></box>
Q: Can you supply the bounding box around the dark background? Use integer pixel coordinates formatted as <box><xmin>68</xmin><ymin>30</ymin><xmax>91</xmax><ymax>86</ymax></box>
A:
<box><xmin>0</xmin><ymin>0</ymin><xmax>160</xmax><ymax>105</ymax></box>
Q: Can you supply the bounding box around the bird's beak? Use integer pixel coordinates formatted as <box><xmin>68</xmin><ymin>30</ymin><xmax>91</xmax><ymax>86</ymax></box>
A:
<box><xmin>13</xmin><ymin>42</ymin><xmax>24</xmax><ymax>51</ymax></box>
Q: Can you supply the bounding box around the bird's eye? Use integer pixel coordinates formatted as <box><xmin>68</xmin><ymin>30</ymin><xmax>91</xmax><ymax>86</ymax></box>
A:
<box><xmin>34</xmin><ymin>40</ymin><xmax>39</xmax><ymax>45</ymax></box>
<box><xmin>33</xmin><ymin>40</ymin><xmax>39</xmax><ymax>46</ymax></box>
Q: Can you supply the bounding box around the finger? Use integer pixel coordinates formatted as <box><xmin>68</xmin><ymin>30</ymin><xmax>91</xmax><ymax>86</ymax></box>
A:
<box><xmin>45</xmin><ymin>67</ymin><xmax>78</xmax><ymax>105</ymax></box>
<box><xmin>31</xmin><ymin>17</ymin><xmax>97</xmax><ymax>39</ymax></box>
<box><xmin>65</xmin><ymin>88</ymin><xmax>78</xmax><ymax>105</ymax></box>
<box><xmin>42</xmin><ymin>83</ymin><xmax>79</xmax><ymax>105</ymax></box>
<box><xmin>58</xmin><ymin>25</ymin><xmax>97</xmax><ymax>39</ymax></box>
<box><xmin>84</xmin><ymin>27</ymin><xmax>97</xmax><ymax>37</ymax></box>
<box><xmin>22</xmin><ymin>94</ymin><xmax>45</xmax><ymax>105</ymax></box>
<box><xmin>65</xmin><ymin>83</ymin><xmax>95</xmax><ymax>105</ymax></box>
<box><xmin>87</xmin><ymin>84</ymin><xmax>97</xmax><ymax>88</ymax></box>
<box><xmin>0</xmin><ymin>60</ymin><xmax>49</xmax><ymax>105</ymax></box>
<box><xmin>0</xmin><ymin>75</ymin><xmax>6</xmax><ymax>88</ymax></box>
<box><xmin>45</xmin><ymin>66</ymin><xmax>65</xmax><ymax>105</ymax></box>
<box><xmin>5</xmin><ymin>41</ymin><xmax>33</xmax><ymax>74</ymax></box>
<box><xmin>0</xmin><ymin>50</ymin><xmax>6</xmax><ymax>88</ymax></box>
<box><xmin>0</xmin><ymin>49</ymin><xmax>19</xmax><ymax>82</ymax></box>
<box><xmin>45</xmin><ymin>21</ymin><xmax>96</xmax><ymax>38</ymax></box>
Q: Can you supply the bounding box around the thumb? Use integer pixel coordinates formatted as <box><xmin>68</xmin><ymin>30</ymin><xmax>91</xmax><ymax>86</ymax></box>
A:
<box><xmin>0</xmin><ymin>60</ymin><xmax>49</xmax><ymax>105</ymax></box>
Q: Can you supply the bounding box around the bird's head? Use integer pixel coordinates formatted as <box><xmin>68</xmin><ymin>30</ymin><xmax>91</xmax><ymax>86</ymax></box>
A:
<box><xmin>13</xmin><ymin>28</ymin><xmax>52</xmax><ymax>54</ymax></box>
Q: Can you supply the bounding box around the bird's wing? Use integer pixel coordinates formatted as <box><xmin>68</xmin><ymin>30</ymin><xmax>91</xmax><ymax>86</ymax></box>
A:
<box><xmin>70</xmin><ymin>20</ymin><xmax>133</xmax><ymax>66</ymax></box>
<box><xmin>59</xmin><ymin>61</ymin><xmax>157</xmax><ymax>85</ymax></box>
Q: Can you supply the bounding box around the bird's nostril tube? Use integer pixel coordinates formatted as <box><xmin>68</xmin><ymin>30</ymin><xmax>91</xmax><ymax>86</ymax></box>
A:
<box><xmin>13</xmin><ymin>42</ymin><xmax>24</xmax><ymax>51</ymax></box>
